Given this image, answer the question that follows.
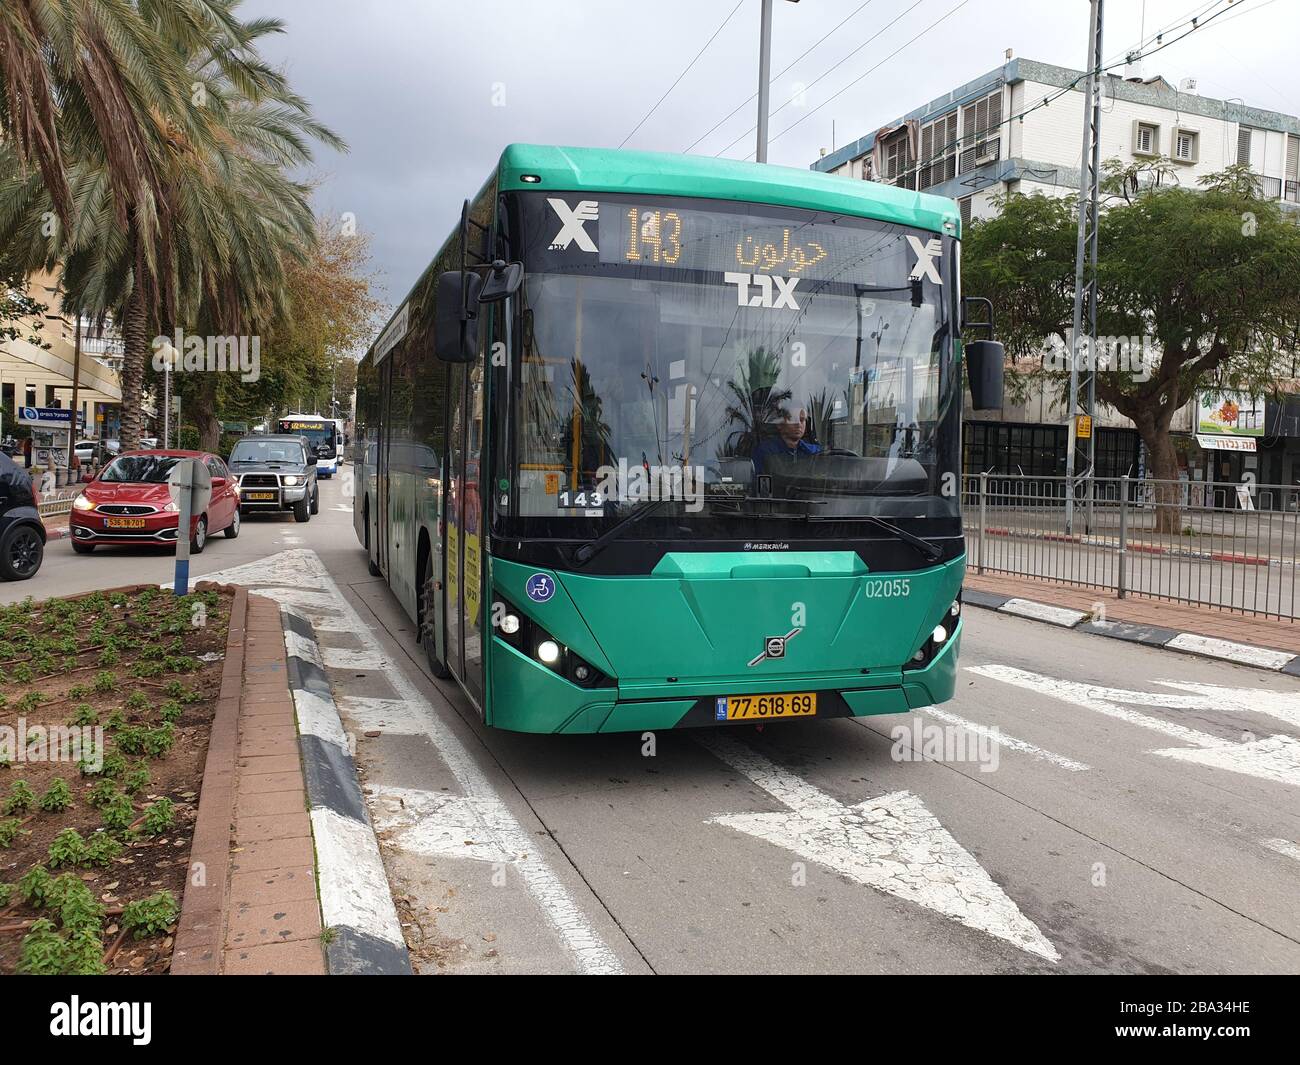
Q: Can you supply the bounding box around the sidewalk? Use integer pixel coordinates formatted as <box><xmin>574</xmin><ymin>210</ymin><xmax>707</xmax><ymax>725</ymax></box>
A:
<box><xmin>172</xmin><ymin>590</ymin><xmax>326</xmax><ymax>975</ymax></box>
<box><xmin>964</xmin><ymin>571</ymin><xmax>1300</xmax><ymax>658</ymax></box>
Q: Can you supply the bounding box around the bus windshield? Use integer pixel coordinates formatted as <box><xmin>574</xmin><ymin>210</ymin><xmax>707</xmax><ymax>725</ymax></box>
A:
<box><xmin>499</xmin><ymin>192</ymin><xmax>959</xmax><ymax>539</ymax></box>
<box><xmin>279</xmin><ymin>419</ymin><xmax>334</xmax><ymax>451</ymax></box>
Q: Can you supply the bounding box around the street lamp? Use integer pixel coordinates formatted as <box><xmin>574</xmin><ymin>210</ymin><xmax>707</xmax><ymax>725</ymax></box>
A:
<box><xmin>755</xmin><ymin>0</ymin><xmax>799</xmax><ymax>163</ymax></box>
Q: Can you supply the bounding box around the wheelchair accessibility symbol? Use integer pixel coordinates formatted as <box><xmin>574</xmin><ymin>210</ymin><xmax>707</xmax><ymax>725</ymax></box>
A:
<box><xmin>525</xmin><ymin>573</ymin><xmax>555</xmax><ymax>603</ymax></box>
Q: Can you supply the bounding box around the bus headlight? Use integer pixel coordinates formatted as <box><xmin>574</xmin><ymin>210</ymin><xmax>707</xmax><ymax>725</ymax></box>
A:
<box><xmin>500</xmin><ymin>613</ymin><xmax>520</xmax><ymax>635</ymax></box>
<box><xmin>949</xmin><ymin>600</ymin><xmax>961</xmax><ymax>618</ymax></box>
<box><xmin>536</xmin><ymin>640</ymin><xmax>561</xmax><ymax>665</ymax></box>
<box><xmin>932</xmin><ymin>624</ymin><xmax>948</xmax><ymax>645</ymax></box>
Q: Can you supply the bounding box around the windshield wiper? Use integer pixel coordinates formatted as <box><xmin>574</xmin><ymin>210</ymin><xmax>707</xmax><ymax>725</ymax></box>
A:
<box><xmin>573</xmin><ymin>499</ymin><xmax>668</xmax><ymax>565</ymax></box>
<box><xmin>847</xmin><ymin>514</ymin><xmax>944</xmax><ymax>561</ymax></box>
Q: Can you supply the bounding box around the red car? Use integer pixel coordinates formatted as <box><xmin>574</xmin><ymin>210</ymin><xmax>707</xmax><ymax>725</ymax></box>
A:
<box><xmin>69</xmin><ymin>450</ymin><xmax>240</xmax><ymax>554</ymax></box>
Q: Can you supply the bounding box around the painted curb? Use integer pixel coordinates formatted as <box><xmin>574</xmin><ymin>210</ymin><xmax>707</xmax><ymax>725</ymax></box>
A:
<box><xmin>963</xmin><ymin>584</ymin><xmax>1300</xmax><ymax>674</ymax></box>
<box><xmin>280</xmin><ymin>607</ymin><xmax>412</xmax><ymax>975</ymax></box>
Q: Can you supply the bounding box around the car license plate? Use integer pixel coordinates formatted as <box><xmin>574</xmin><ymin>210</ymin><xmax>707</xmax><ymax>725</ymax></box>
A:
<box><xmin>244</xmin><ymin>492</ymin><xmax>276</xmax><ymax>500</ymax></box>
<box><xmin>104</xmin><ymin>517</ymin><xmax>145</xmax><ymax>529</ymax></box>
<box><xmin>715</xmin><ymin>692</ymin><xmax>816</xmax><ymax>721</ymax></box>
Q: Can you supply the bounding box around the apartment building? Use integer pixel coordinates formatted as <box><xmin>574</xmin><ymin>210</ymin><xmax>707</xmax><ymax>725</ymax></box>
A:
<box><xmin>2</xmin><ymin>269</ymin><xmax>125</xmax><ymax>444</ymax></box>
<box><xmin>811</xmin><ymin>56</ymin><xmax>1300</xmax><ymax>493</ymax></box>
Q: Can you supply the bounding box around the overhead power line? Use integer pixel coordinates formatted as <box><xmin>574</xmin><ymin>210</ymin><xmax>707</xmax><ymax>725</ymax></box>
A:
<box><xmin>759</xmin><ymin>0</ymin><xmax>976</xmax><ymax>155</ymax></box>
<box><xmin>682</xmin><ymin>0</ymin><xmax>883</xmax><ymax>154</ymax></box>
<box><xmin>714</xmin><ymin>0</ymin><xmax>932</xmax><ymax>158</ymax></box>
<box><xmin>619</xmin><ymin>0</ymin><xmax>745</xmax><ymax>149</ymax></box>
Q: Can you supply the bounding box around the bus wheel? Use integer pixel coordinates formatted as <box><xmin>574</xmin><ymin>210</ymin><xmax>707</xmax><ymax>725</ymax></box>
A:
<box><xmin>420</xmin><ymin>554</ymin><xmax>452</xmax><ymax>679</ymax></box>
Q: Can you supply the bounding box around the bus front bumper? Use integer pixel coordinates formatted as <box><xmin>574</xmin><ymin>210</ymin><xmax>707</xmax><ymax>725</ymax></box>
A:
<box><xmin>487</xmin><ymin>623</ymin><xmax>961</xmax><ymax>734</ymax></box>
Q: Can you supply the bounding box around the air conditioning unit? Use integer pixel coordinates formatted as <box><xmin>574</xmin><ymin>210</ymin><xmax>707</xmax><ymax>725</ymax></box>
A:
<box><xmin>973</xmin><ymin>140</ymin><xmax>998</xmax><ymax>165</ymax></box>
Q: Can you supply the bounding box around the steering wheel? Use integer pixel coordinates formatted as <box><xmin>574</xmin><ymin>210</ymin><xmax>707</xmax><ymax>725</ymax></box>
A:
<box><xmin>822</xmin><ymin>447</ymin><xmax>860</xmax><ymax>458</ymax></box>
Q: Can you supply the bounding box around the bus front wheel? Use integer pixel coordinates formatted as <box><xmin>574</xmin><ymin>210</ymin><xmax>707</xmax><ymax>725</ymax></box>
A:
<box><xmin>420</xmin><ymin>553</ymin><xmax>452</xmax><ymax>680</ymax></box>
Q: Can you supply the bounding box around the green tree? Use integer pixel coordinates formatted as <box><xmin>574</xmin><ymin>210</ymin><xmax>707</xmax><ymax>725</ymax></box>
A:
<box><xmin>0</xmin><ymin>1</ymin><xmax>342</xmax><ymax>450</ymax></box>
<box><xmin>963</xmin><ymin>162</ymin><xmax>1300</xmax><ymax>530</ymax></box>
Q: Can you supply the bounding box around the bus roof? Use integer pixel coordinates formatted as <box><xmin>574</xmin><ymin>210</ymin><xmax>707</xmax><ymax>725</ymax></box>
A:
<box><xmin>498</xmin><ymin>143</ymin><xmax>960</xmax><ymax>236</ymax></box>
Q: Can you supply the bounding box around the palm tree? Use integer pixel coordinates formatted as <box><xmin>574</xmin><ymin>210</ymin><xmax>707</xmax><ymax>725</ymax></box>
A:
<box><xmin>0</xmin><ymin>1</ymin><xmax>341</xmax><ymax>449</ymax></box>
<box><xmin>722</xmin><ymin>346</ymin><xmax>791</xmax><ymax>458</ymax></box>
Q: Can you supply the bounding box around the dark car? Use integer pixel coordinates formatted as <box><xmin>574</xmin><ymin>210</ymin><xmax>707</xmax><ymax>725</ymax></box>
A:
<box><xmin>227</xmin><ymin>434</ymin><xmax>319</xmax><ymax>522</ymax></box>
<box><xmin>0</xmin><ymin>451</ymin><xmax>45</xmax><ymax>580</ymax></box>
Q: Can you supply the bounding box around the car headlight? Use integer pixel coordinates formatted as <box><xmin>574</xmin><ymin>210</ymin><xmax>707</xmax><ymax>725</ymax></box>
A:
<box><xmin>72</xmin><ymin>494</ymin><xmax>96</xmax><ymax>512</ymax></box>
<box><xmin>281</xmin><ymin>475</ymin><xmax>302</xmax><ymax>486</ymax></box>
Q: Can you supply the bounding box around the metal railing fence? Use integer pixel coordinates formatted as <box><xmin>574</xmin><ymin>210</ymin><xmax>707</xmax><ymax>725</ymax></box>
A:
<box><xmin>962</xmin><ymin>474</ymin><xmax>1300</xmax><ymax>621</ymax></box>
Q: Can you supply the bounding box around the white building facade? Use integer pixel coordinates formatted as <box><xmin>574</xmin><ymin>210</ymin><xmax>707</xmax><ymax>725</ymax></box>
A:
<box><xmin>811</xmin><ymin>58</ymin><xmax>1300</xmax><ymax>492</ymax></box>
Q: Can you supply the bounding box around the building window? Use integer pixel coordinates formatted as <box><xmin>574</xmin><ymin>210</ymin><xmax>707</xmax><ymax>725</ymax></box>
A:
<box><xmin>959</xmin><ymin>89</ymin><xmax>1003</xmax><ymax>173</ymax></box>
<box><xmin>1237</xmin><ymin>126</ymin><xmax>1254</xmax><ymax>166</ymax></box>
<box><xmin>1172</xmin><ymin>127</ymin><xmax>1199</xmax><ymax>163</ymax></box>
<box><xmin>880</xmin><ymin>134</ymin><xmax>915</xmax><ymax>190</ymax></box>
<box><xmin>1286</xmin><ymin>134</ymin><xmax>1299</xmax><ymax>203</ymax></box>
<box><xmin>919</xmin><ymin>111</ymin><xmax>958</xmax><ymax>189</ymax></box>
<box><xmin>959</xmin><ymin>195</ymin><xmax>973</xmax><ymax>227</ymax></box>
<box><xmin>1132</xmin><ymin>121</ymin><xmax>1159</xmax><ymax>156</ymax></box>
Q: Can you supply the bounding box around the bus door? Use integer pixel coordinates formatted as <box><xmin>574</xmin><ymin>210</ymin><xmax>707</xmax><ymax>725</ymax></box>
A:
<box><xmin>443</xmin><ymin>355</ymin><xmax>486</xmax><ymax>708</ymax></box>
<box><xmin>376</xmin><ymin>358</ymin><xmax>392</xmax><ymax>574</ymax></box>
<box><xmin>445</xmin><ymin>362</ymin><xmax>465</xmax><ymax>683</ymax></box>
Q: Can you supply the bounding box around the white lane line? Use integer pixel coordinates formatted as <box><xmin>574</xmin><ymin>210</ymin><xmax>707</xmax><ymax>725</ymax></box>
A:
<box><xmin>1261</xmin><ymin>838</ymin><xmax>1300</xmax><ymax>863</ymax></box>
<box><xmin>320</xmin><ymin>646</ymin><xmax>385</xmax><ymax>670</ymax></box>
<box><xmin>999</xmin><ymin>599</ymin><xmax>1088</xmax><ymax>627</ymax></box>
<box><xmin>340</xmin><ymin>696</ymin><xmax>431</xmax><ymax>735</ymax></box>
<box><xmin>1164</xmin><ymin>633</ymin><xmax>1293</xmax><ymax>671</ymax></box>
<box><xmin>922</xmin><ymin>705</ymin><xmax>1091</xmax><ymax>772</ymax></box>
<box><xmin>968</xmin><ymin>664</ymin><xmax>1300</xmax><ymax>787</ymax></box>
<box><xmin>204</xmin><ymin>549</ymin><xmax>625</xmax><ymax>976</ymax></box>
<box><xmin>698</xmin><ymin>732</ymin><xmax>1060</xmax><ymax>963</ymax></box>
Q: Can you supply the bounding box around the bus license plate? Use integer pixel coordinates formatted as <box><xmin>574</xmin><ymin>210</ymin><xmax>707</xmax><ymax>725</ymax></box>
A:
<box><xmin>104</xmin><ymin>518</ymin><xmax>145</xmax><ymax>529</ymax></box>
<box><xmin>716</xmin><ymin>693</ymin><xmax>816</xmax><ymax>721</ymax></box>
<box><xmin>244</xmin><ymin>492</ymin><xmax>276</xmax><ymax>500</ymax></box>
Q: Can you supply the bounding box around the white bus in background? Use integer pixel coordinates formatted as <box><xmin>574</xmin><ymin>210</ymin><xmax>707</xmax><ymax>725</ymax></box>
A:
<box><xmin>277</xmin><ymin>414</ymin><xmax>342</xmax><ymax>477</ymax></box>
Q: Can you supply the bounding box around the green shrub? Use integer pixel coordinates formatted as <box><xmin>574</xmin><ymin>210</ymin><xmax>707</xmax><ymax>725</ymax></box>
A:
<box><xmin>122</xmin><ymin>764</ymin><xmax>150</xmax><ymax>795</ymax></box>
<box><xmin>122</xmin><ymin>890</ymin><xmax>178</xmax><ymax>939</ymax></box>
<box><xmin>64</xmin><ymin>927</ymin><xmax>107</xmax><ymax>975</ymax></box>
<box><xmin>84</xmin><ymin>831</ymin><xmax>123</xmax><ymax>866</ymax></box>
<box><xmin>68</xmin><ymin>683</ymin><xmax>90</xmax><ymax>699</ymax></box>
<box><xmin>87</xmin><ymin>779</ymin><xmax>119</xmax><ymax>808</ymax></box>
<box><xmin>0</xmin><ymin>816</ymin><xmax>26</xmax><ymax>848</ymax></box>
<box><xmin>18</xmin><ymin>918</ymin><xmax>66</xmax><ymax>974</ymax></box>
<box><xmin>100</xmin><ymin>792</ymin><xmax>135</xmax><ymax>833</ymax></box>
<box><xmin>48</xmin><ymin>828</ymin><xmax>88</xmax><ymax>867</ymax></box>
<box><xmin>92</xmin><ymin>670</ymin><xmax>118</xmax><ymax>693</ymax></box>
<box><xmin>142</xmin><ymin>798</ymin><xmax>175</xmax><ymax>835</ymax></box>
<box><xmin>0</xmin><ymin>881</ymin><xmax>12</xmax><ymax>907</ymax></box>
<box><xmin>68</xmin><ymin>703</ymin><xmax>98</xmax><ymax>727</ymax></box>
<box><xmin>3</xmin><ymin>779</ymin><xmax>36</xmax><ymax>815</ymax></box>
<box><xmin>158</xmin><ymin>699</ymin><xmax>183</xmax><ymax>723</ymax></box>
<box><xmin>38</xmin><ymin>778</ymin><xmax>73</xmax><ymax>813</ymax></box>
<box><xmin>19</xmin><ymin>864</ymin><xmax>54</xmax><ymax>907</ymax></box>
<box><xmin>142</xmin><ymin>723</ymin><xmax>175</xmax><ymax>758</ymax></box>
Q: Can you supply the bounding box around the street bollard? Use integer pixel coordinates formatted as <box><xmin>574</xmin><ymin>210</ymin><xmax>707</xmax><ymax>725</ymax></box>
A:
<box><xmin>978</xmin><ymin>472</ymin><xmax>987</xmax><ymax>576</ymax></box>
<box><xmin>1117</xmin><ymin>474</ymin><xmax>1128</xmax><ymax>599</ymax></box>
<box><xmin>174</xmin><ymin>460</ymin><xmax>193</xmax><ymax>596</ymax></box>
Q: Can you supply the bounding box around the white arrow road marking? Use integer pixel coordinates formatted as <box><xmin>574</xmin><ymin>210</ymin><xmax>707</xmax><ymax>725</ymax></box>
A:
<box><xmin>968</xmin><ymin>665</ymin><xmax>1300</xmax><ymax>787</ymax></box>
<box><xmin>1262</xmin><ymin>838</ymin><xmax>1300</xmax><ymax>863</ymax></box>
<box><xmin>1151</xmin><ymin>680</ymin><xmax>1300</xmax><ymax>731</ymax></box>
<box><xmin>331</xmin><ymin>504</ymin><xmax>354</xmax><ymax>513</ymax></box>
<box><xmin>198</xmin><ymin>549</ymin><xmax>625</xmax><ymax>976</ymax></box>
<box><xmin>922</xmin><ymin>706</ymin><xmax>1091</xmax><ymax>772</ymax></box>
<box><xmin>698</xmin><ymin>733</ymin><xmax>1060</xmax><ymax>962</ymax></box>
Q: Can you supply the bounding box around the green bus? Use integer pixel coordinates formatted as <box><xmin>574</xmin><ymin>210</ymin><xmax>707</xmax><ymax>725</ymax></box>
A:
<box><xmin>354</xmin><ymin>144</ymin><xmax>1003</xmax><ymax>734</ymax></box>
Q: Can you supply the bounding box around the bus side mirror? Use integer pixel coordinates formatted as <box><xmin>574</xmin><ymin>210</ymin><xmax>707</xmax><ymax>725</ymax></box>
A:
<box><xmin>435</xmin><ymin>270</ymin><xmax>482</xmax><ymax>363</ymax></box>
<box><xmin>966</xmin><ymin>340</ymin><xmax>1005</xmax><ymax>410</ymax></box>
<box><xmin>478</xmin><ymin>260</ymin><xmax>523</xmax><ymax>304</ymax></box>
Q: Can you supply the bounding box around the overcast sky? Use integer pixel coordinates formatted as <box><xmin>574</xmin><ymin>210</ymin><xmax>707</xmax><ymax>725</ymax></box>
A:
<box><xmin>242</xmin><ymin>0</ymin><xmax>1299</xmax><ymax>314</ymax></box>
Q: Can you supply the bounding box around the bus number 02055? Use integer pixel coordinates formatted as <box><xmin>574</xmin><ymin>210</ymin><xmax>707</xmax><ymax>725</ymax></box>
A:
<box><xmin>864</xmin><ymin>578</ymin><xmax>911</xmax><ymax>598</ymax></box>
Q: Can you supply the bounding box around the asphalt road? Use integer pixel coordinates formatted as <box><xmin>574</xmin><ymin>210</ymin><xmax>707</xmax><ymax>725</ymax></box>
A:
<box><xmin>15</xmin><ymin>475</ymin><xmax>1300</xmax><ymax>973</ymax></box>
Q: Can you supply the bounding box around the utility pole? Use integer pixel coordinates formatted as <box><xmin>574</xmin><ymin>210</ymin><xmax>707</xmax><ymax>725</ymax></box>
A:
<box><xmin>755</xmin><ymin>0</ymin><xmax>799</xmax><ymax>163</ymax></box>
<box><xmin>1065</xmin><ymin>0</ymin><xmax>1103</xmax><ymax>535</ymax></box>
<box><xmin>755</xmin><ymin>0</ymin><xmax>774</xmax><ymax>162</ymax></box>
<box><xmin>68</xmin><ymin>315</ymin><xmax>81</xmax><ymax>473</ymax></box>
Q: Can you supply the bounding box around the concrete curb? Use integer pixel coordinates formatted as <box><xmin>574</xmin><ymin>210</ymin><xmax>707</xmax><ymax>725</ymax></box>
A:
<box><xmin>280</xmin><ymin>607</ymin><xmax>412</xmax><ymax>975</ymax></box>
<box><xmin>963</xmin><ymin>584</ymin><xmax>1300</xmax><ymax>674</ymax></box>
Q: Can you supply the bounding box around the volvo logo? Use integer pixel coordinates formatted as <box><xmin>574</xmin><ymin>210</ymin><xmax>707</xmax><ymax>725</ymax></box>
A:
<box><xmin>748</xmin><ymin>628</ymin><xmax>801</xmax><ymax>667</ymax></box>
